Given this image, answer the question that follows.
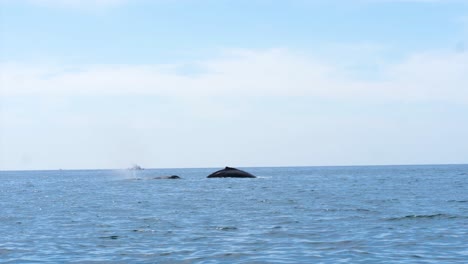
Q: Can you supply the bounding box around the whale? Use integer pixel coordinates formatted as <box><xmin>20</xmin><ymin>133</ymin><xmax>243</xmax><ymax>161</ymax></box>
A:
<box><xmin>207</xmin><ymin>167</ymin><xmax>256</xmax><ymax>178</ymax></box>
<box><xmin>153</xmin><ymin>175</ymin><xmax>181</xmax><ymax>179</ymax></box>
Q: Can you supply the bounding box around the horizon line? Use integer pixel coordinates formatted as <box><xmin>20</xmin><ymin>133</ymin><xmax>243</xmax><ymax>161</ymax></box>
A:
<box><xmin>1</xmin><ymin>163</ymin><xmax>467</xmax><ymax>172</ymax></box>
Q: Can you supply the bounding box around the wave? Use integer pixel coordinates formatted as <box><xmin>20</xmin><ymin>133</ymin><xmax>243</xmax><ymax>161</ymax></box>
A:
<box><xmin>215</xmin><ymin>226</ymin><xmax>238</xmax><ymax>231</ymax></box>
<box><xmin>447</xmin><ymin>200</ymin><xmax>468</xmax><ymax>203</ymax></box>
<box><xmin>322</xmin><ymin>208</ymin><xmax>374</xmax><ymax>212</ymax></box>
<box><xmin>385</xmin><ymin>213</ymin><xmax>463</xmax><ymax>221</ymax></box>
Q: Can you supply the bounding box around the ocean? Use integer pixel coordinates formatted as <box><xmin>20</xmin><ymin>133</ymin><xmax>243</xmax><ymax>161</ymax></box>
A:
<box><xmin>1</xmin><ymin>165</ymin><xmax>467</xmax><ymax>263</ymax></box>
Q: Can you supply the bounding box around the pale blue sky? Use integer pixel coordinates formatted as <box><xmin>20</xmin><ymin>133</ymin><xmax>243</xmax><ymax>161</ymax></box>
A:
<box><xmin>1</xmin><ymin>0</ymin><xmax>467</xmax><ymax>170</ymax></box>
<box><xmin>2</xmin><ymin>0</ymin><xmax>467</xmax><ymax>63</ymax></box>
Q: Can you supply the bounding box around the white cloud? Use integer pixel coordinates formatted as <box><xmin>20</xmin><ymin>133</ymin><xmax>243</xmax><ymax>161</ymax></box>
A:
<box><xmin>2</xmin><ymin>48</ymin><xmax>467</xmax><ymax>103</ymax></box>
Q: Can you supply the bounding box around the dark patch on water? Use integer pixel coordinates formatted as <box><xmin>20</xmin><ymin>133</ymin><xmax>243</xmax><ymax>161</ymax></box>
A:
<box><xmin>99</xmin><ymin>235</ymin><xmax>119</xmax><ymax>240</ymax></box>
<box><xmin>215</xmin><ymin>226</ymin><xmax>238</xmax><ymax>231</ymax></box>
<box><xmin>447</xmin><ymin>200</ymin><xmax>468</xmax><ymax>203</ymax></box>
<box><xmin>386</xmin><ymin>214</ymin><xmax>459</xmax><ymax>221</ymax></box>
<box><xmin>0</xmin><ymin>249</ymin><xmax>13</xmax><ymax>255</ymax></box>
<box><xmin>322</xmin><ymin>208</ymin><xmax>374</xmax><ymax>213</ymax></box>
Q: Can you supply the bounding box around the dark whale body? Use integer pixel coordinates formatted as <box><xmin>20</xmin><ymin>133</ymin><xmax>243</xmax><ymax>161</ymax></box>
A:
<box><xmin>207</xmin><ymin>167</ymin><xmax>256</xmax><ymax>178</ymax></box>
<box><xmin>153</xmin><ymin>175</ymin><xmax>181</xmax><ymax>179</ymax></box>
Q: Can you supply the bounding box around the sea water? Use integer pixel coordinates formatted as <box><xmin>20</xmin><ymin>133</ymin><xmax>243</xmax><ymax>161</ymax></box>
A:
<box><xmin>0</xmin><ymin>165</ymin><xmax>467</xmax><ymax>263</ymax></box>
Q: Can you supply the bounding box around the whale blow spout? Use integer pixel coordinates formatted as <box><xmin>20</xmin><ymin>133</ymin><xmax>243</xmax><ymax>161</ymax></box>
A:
<box><xmin>207</xmin><ymin>167</ymin><xmax>256</xmax><ymax>178</ymax></box>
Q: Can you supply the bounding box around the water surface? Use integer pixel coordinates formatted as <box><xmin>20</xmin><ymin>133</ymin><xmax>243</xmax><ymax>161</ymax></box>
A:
<box><xmin>1</xmin><ymin>165</ymin><xmax>467</xmax><ymax>263</ymax></box>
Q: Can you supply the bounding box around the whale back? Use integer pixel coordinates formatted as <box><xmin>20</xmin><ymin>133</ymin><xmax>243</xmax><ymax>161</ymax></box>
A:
<box><xmin>154</xmin><ymin>175</ymin><xmax>181</xmax><ymax>179</ymax></box>
<box><xmin>207</xmin><ymin>167</ymin><xmax>256</xmax><ymax>178</ymax></box>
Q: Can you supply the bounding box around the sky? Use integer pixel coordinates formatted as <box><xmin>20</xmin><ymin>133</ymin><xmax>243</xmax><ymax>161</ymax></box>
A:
<box><xmin>1</xmin><ymin>0</ymin><xmax>468</xmax><ymax>170</ymax></box>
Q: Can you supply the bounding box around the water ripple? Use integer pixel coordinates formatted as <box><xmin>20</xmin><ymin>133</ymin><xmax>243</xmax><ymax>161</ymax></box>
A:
<box><xmin>385</xmin><ymin>213</ymin><xmax>463</xmax><ymax>221</ymax></box>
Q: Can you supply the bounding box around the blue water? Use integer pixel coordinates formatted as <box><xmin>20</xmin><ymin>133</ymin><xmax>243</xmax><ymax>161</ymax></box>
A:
<box><xmin>1</xmin><ymin>165</ymin><xmax>467</xmax><ymax>263</ymax></box>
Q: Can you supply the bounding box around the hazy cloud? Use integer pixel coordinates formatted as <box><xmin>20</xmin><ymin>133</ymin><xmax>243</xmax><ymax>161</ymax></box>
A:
<box><xmin>2</xmin><ymin>48</ymin><xmax>467</xmax><ymax>170</ymax></box>
<box><xmin>2</xmin><ymin>49</ymin><xmax>467</xmax><ymax>103</ymax></box>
